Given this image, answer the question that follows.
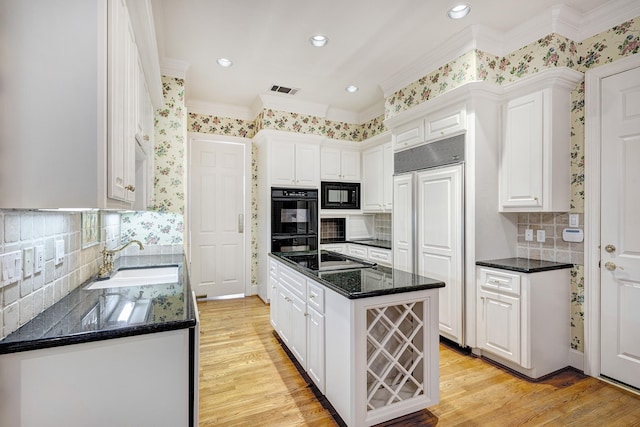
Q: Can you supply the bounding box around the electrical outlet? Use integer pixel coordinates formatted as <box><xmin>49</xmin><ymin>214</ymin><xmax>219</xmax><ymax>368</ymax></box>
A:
<box><xmin>35</xmin><ymin>245</ymin><xmax>45</xmax><ymax>273</ymax></box>
<box><xmin>55</xmin><ymin>240</ymin><xmax>64</xmax><ymax>265</ymax></box>
<box><xmin>23</xmin><ymin>247</ymin><xmax>34</xmax><ymax>278</ymax></box>
<box><xmin>525</xmin><ymin>229</ymin><xmax>534</xmax><ymax>241</ymax></box>
<box><xmin>537</xmin><ymin>229</ymin><xmax>546</xmax><ymax>242</ymax></box>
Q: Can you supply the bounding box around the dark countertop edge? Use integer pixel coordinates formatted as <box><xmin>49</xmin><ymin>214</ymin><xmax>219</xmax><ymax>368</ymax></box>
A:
<box><xmin>0</xmin><ymin>319</ymin><xmax>196</xmax><ymax>355</ymax></box>
<box><xmin>476</xmin><ymin>258</ymin><xmax>574</xmax><ymax>274</ymax></box>
<box><xmin>0</xmin><ymin>254</ymin><xmax>197</xmax><ymax>355</ymax></box>
<box><xmin>268</xmin><ymin>253</ymin><xmax>444</xmax><ymax>299</ymax></box>
<box><xmin>320</xmin><ymin>239</ymin><xmax>393</xmax><ymax>250</ymax></box>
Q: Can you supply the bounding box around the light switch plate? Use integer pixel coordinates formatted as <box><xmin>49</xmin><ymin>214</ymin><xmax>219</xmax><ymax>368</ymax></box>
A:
<box><xmin>55</xmin><ymin>240</ymin><xmax>65</xmax><ymax>265</ymax></box>
<box><xmin>35</xmin><ymin>245</ymin><xmax>45</xmax><ymax>273</ymax></box>
<box><xmin>23</xmin><ymin>247</ymin><xmax>34</xmax><ymax>278</ymax></box>
<box><xmin>1</xmin><ymin>250</ymin><xmax>22</xmax><ymax>288</ymax></box>
<box><xmin>536</xmin><ymin>230</ymin><xmax>546</xmax><ymax>242</ymax></box>
<box><xmin>525</xmin><ymin>229</ymin><xmax>534</xmax><ymax>241</ymax></box>
<box><xmin>569</xmin><ymin>214</ymin><xmax>579</xmax><ymax>227</ymax></box>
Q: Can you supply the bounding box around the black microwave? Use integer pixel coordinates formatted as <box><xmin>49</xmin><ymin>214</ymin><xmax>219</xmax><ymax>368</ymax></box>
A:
<box><xmin>321</xmin><ymin>181</ymin><xmax>360</xmax><ymax>209</ymax></box>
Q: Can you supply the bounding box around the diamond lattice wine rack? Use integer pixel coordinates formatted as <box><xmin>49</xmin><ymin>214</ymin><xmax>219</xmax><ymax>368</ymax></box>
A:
<box><xmin>366</xmin><ymin>301</ymin><xmax>425</xmax><ymax>411</ymax></box>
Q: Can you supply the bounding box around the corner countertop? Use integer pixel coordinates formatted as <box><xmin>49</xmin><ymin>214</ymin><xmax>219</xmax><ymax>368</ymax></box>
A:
<box><xmin>269</xmin><ymin>251</ymin><xmax>444</xmax><ymax>299</ymax></box>
<box><xmin>476</xmin><ymin>257</ymin><xmax>573</xmax><ymax>274</ymax></box>
<box><xmin>0</xmin><ymin>254</ymin><xmax>197</xmax><ymax>355</ymax></box>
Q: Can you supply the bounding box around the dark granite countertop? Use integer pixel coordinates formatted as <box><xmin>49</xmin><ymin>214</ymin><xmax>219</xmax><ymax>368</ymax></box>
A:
<box><xmin>0</xmin><ymin>254</ymin><xmax>197</xmax><ymax>355</ymax></box>
<box><xmin>269</xmin><ymin>251</ymin><xmax>444</xmax><ymax>299</ymax></box>
<box><xmin>320</xmin><ymin>239</ymin><xmax>393</xmax><ymax>250</ymax></box>
<box><xmin>476</xmin><ymin>257</ymin><xmax>573</xmax><ymax>273</ymax></box>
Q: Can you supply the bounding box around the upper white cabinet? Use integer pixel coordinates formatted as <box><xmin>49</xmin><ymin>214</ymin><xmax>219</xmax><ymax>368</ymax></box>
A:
<box><xmin>320</xmin><ymin>147</ymin><xmax>360</xmax><ymax>181</ymax></box>
<box><xmin>362</xmin><ymin>141</ymin><xmax>393</xmax><ymax>212</ymax></box>
<box><xmin>0</xmin><ymin>0</ymin><xmax>161</xmax><ymax>209</ymax></box>
<box><xmin>271</xmin><ymin>140</ymin><xmax>320</xmax><ymax>187</ymax></box>
<box><xmin>499</xmin><ymin>68</ymin><xmax>583</xmax><ymax>212</ymax></box>
<box><xmin>392</xmin><ymin>105</ymin><xmax>466</xmax><ymax>152</ymax></box>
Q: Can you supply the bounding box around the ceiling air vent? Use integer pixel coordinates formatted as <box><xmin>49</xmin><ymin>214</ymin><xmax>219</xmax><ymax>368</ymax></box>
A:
<box><xmin>270</xmin><ymin>85</ymin><xmax>299</xmax><ymax>95</ymax></box>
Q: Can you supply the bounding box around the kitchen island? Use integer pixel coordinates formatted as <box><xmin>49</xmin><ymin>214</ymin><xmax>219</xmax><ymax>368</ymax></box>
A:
<box><xmin>0</xmin><ymin>254</ymin><xmax>198</xmax><ymax>427</ymax></box>
<box><xmin>269</xmin><ymin>251</ymin><xmax>445</xmax><ymax>427</ymax></box>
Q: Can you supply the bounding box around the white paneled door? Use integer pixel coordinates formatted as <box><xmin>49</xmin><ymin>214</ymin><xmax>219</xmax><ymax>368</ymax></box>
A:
<box><xmin>416</xmin><ymin>164</ymin><xmax>464</xmax><ymax>345</ymax></box>
<box><xmin>600</xmin><ymin>64</ymin><xmax>640</xmax><ymax>390</ymax></box>
<box><xmin>190</xmin><ymin>139</ymin><xmax>246</xmax><ymax>298</ymax></box>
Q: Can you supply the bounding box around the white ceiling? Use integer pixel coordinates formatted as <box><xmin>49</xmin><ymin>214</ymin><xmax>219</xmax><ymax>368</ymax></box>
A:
<box><xmin>153</xmin><ymin>0</ymin><xmax>623</xmax><ymax>120</ymax></box>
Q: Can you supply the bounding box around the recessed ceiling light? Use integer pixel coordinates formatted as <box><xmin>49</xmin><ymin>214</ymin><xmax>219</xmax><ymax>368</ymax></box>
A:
<box><xmin>216</xmin><ymin>58</ymin><xmax>233</xmax><ymax>67</ymax></box>
<box><xmin>447</xmin><ymin>4</ymin><xmax>470</xmax><ymax>19</ymax></box>
<box><xmin>345</xmin><ymin>85</ymin><xmax>359</xmax><ymax>93</ymax></box>
<box><xmin>309</xmin><ymin>35</ymin><xmax>328</xmax><ymax>47</ymax></box>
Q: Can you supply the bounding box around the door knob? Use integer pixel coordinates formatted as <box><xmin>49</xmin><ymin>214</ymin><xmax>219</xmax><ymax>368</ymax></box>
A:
<box><xmin>605</xmin><ymin>244</ymin><xmax>616</xmax><ymax>253</ymax></box>
<box><xmin>604</xmin><ymin>261</ymin><xmax>623</xmax><ymax>271</ymax></box>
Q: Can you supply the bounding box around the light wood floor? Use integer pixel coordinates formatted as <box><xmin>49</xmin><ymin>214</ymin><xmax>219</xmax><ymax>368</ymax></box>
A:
<box><xmin>197</xmin><ymin>296</ymin><xmax>640</xmax><ymax>426</ymax></box>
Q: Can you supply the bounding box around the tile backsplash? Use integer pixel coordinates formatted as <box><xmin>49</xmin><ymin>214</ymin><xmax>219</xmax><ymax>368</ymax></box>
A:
<box><xmin>516</xmin><ymin>213</ymin><xmax>584</xmax><ymax>264</ymax></box>
<box><xmin>374</xmin><ymin>213</ymin><xmax>392</xmax><ymax>242</ymax></box>
<box><xmin>0</xmin><ymin>210</ymin><xmax>120</xmax><ymax>340</ymax></box>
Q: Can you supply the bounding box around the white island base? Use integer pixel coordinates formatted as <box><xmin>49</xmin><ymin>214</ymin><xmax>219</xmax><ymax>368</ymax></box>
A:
<box><xmin>270</xmin><ymin>257</ymin><xmax>441</xmax><ymax>427</ymax></box>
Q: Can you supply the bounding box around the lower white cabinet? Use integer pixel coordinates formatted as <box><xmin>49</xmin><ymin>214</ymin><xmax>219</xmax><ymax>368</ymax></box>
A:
<box><xmin>272</xmin><ymin>262</ymin><xmax>325</xmax><ymax>392</ymax></box>
<box><xmin>476</xmin><ymin>266</ymin><xmax>570</xmax><ymax>379</ymax></box>
<box><xmin>347</xmin><ymin>244</ymin><xmax>392</xmax><ymax>267</ymax></box>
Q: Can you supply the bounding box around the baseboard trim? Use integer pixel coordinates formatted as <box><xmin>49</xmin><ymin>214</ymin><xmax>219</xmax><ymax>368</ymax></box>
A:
<box><xmin>569</xmin><ymin>348</ymin><xmax>584</xmax><ymax>371</ymax></box>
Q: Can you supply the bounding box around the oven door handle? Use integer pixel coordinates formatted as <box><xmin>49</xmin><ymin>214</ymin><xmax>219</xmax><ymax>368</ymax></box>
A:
<box><xmin>238</xmin><ymin>214</ymin><xmax>244</xmax><ymax>234</ymax></box>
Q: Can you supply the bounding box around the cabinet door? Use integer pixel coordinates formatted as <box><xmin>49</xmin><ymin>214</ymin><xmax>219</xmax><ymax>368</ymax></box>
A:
<box><xmin>295</xmin><ymin>143</ymin><xmax>319</xmax><ymax>187</ymax></box>
<box><xmin>477</xmin><ymin>289</ymin><xmax>521</xmax><ymax>364</ymax></box>
<box><xmin>271</xmin><ymin>141</ymin><xmax>297</xmax><ymax>186</ymax></box>
<box><xmin>500</xmin><ymin>91</ymin><xmax>543</xmax><ymax>210</ymax></box>
<box><xmin>340</xmin><ymin>150</ymin><xmax>361</xmax><ymax>181</ymax></box>
<box><xmin>320</xmin><ymin>147</ymin><xmax>342</xmax><ymax>180</ymax></box>
<box><xmin>276</xmin><ymin>285</ymin><xmax>292</xmax><ymax>346</ymax></box>
<box><xmin>382</xmin><ymin>142</ymin><xmax>394</xmax><ymax>210</ymax></box>
<box><xmin>392</xmin><ymin>174</ymin><xmax>413</xmax><ymax>273</ymax></box>
<box><xmin>307</xmin><ymin>307</ymin><xmax>325</xmax><ymax>393</ymax></box>
<box><xmin>269</xmin><ymin>262</ymin><xmax>279</xmax><ymax>329</ymax></box>
<box><xmin>362</xmin><ymin>145</ymin><xmax>383</xmax><ymax>211</ymax></box>
<box><xmin>393</xmin><ymin>119</ymin><xmax>424</xmax><ymax>151</ymax></box>
<box><xmin>290</xmin><ymin>295</ymin><xmax>308</xmax><ymax>369</ymax></box>
<box><xmin>424</xmin><ymin>108</ymin><xmax>466</xmax><ymax>142</ymax></box>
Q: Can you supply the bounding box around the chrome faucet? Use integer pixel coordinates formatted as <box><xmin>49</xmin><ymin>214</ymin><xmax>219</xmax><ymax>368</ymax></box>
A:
<box><xmin>97</xmin><ymin>240</ymin><xmax>144</xmax><ymax>279</ymax></box>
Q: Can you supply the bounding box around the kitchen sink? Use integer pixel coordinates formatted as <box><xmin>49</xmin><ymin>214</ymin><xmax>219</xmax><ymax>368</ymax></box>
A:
<box><xmin>86</xmin><ymin>266</ymin><xmax>179</xmax><ymax>290</ymax></box>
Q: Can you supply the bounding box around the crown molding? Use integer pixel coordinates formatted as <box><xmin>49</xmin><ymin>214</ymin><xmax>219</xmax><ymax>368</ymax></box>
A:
<box><xmin>358</xmin><ymin>102</ymin><xmax>386</xmax><ymax>123</ymax></box>
<box><xmin>325</xmin><ymin>107</ymin><xmax>359</xmax><ymax>124</ymax></box>
<box><xmin>257</xmin><ymin>93</ymin><xmax>328</xmax><ymax>117</ymax></box>
<box><xmin>187</xmin><ymin>99</ymin><xmax>255</xmax><ymax>121</ymax></box>
<box><xmin>160</xmin><ymin>57</ymin><xmax>190</xmax><ymax>79</ymax></box>
<box><xmin>579</xmin><ymin>0</ymin><xmax>640</xmax><ymax>41</ymax></box>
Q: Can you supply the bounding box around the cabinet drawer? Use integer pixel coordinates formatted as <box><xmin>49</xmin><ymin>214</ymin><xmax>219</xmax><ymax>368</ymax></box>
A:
<box><xmin>320</xmin><ymin>243</ymin><xmax>347</xmax><ymax>254</ymax></box>
<box><xmin>279</xmin><ymin>265</ymin><xmax>307</xmax><ymax>299</ymax></box>
<box><xmin>368</xmin><ymin>248</ymin><xmax>391</xmax><ymax>266</ymax></box>
<box><xmin>307</xmin><ymin>281</ymin><xmax>325</xmax><ymax>313</ymax></box>
<box><xmin>269</xmin><ymin>259</ymin><xmax>279</xmax><ymax>278</ymax></box>
<box><xmin>479</xmin><ymin>268</ymin><xmax>521</xmax><ymax>296</ymax></box>
<box><xmin>347</xmin><ymin>244</ymin><xmax>368</xmax><ymax>260</ymax></box>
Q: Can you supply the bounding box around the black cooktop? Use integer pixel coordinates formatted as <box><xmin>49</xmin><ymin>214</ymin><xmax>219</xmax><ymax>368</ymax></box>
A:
<box><xmin>281</xmin><ymin>251</ymin><xmax>375</xmax><ymax>271</ymax></box>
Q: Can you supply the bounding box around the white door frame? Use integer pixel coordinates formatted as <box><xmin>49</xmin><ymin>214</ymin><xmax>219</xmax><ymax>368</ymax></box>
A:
<box><xmin>584</xmin><ymin>53</ymin><xmax>640</xmax><ymax>377</ymax></box>
<box><xmin>187</xmin><ymin>133</ymin><xmax>253</xmax><ymax>297</ymax></box>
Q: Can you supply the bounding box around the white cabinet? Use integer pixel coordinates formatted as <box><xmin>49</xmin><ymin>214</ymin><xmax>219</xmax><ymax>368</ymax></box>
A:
<box><xmin>499</xmin><ymin>69</ymin><xmax>583</xmax><ymax>212</ymax></box>
<box><xmin>347</xmin><ymin>243</ymin><xmax>392</xmax><ymax>267</ymax></box>
<box><xmin>269</xmin><ymin>260</ymin><xmax>279</xmax><ymax>329</ymax></box>
<box><xmin>362</xmin><ymin>142</ymin><xmax>393</xmax><ymax>212</ymax></box>
<box><xmin>476</xmin><ymin>265</ymin><xmax>570</xmax><ymax>379</ymax></box>
<box><xmin>270</xmin><ymin>261</ymin><xmax>325</xmax><ymax>392</ymax></box>
<box><xmin>392</xmin><ymin>106</ymin><xmax>465</xmax><ymax>152</ymax></box>
<box><xmin>271</xmin><ymin>141</ymin><xmax>320</xmax><ymax>187</ymax></box>
<box><xmin>320</xmin><ymin>243</ymin><xmax>347</xmax><ymax>254</ymax></box>
<box><xmin>424</xmin><ymin>106</ymin><xmax>466</xmax><ymax>142</ymax></box>
<box><xmin>321</xmin><ymin>147</ymin><xmax>360</xmax><ymax>181</ymax></box>
<box><xmin>0</xmin><ymin>0</ymin><xmax>159</xmax><ymax>209</ymax></box>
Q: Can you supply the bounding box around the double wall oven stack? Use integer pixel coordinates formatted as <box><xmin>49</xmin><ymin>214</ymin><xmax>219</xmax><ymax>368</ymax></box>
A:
<box><xmin>271</xmin><ymin>188</ymin><xmax>318</xmax><ymax>253</ymax></box>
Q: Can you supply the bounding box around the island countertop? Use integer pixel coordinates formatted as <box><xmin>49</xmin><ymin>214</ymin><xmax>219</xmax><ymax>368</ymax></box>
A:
<box><xmin>0</xmin><ymin>254</ymin><xmax>197</xmax><ymax>355</ymax></box>
<box><xmin>269</xmin><ymin>251</ymin><xmax>445</xmax><ymax>299</ymax></box>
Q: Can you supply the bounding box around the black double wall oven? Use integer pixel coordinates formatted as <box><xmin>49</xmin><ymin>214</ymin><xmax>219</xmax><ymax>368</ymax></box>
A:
<box><xmin>271</xmin><ymin>188</ymin><xmax>318</xmax><ymax>253</ymax></box>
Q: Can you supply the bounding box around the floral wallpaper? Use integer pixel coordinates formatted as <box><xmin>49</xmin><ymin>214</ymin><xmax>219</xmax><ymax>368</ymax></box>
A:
<box><xmin>188</xmin><ymin>113</ymin><xmax>256</xmax><ymax>138</ymax></box>
<box><xmin>120</xmin><ymin>211</ymin><xmax>184</xmax><ymax>245</ymax></box>
<box><xmin>152</xmin><ymin>76</ymin><xmax>187</xmax><ymax>215</ymax></box>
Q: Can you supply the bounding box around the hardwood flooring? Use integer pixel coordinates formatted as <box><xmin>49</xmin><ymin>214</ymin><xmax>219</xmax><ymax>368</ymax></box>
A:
<box><xmin>197</xmin><ymin>296</ymin><xmax>640</xmax><ymax>426</ymax></box>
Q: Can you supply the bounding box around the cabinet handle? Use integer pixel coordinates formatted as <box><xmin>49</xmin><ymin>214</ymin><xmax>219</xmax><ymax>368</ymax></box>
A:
<box><xmin>271</xmin><ymin>286</ymin><xmax>276</xmax><ymax>289</ymax></box>
<box><xmin>125</xmin><ymin>185</ymin><xmax>135</xmax><ymax>192</ymax></box>
<box><xmin>309</xmin><ymin>295</ymin><xmax>316</xmax><ymax>299</ymax></box>
<box><xmin>304</xmin><ymin>312</ymin><xmax>309</xmax><ymax>317</ymax></box>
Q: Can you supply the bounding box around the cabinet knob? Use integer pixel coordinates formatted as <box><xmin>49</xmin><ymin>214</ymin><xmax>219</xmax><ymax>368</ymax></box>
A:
<box><xmin>125</xmin><ymin>185</ymin><xmax>135</xmax><ymax>192</ymax></box>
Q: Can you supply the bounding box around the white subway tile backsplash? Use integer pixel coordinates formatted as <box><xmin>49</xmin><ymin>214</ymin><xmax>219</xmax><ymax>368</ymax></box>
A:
<box><xmin>20</xmin><ymin>214</ymin><xmax>33</xmax><ymax>240</ymax></box>
<box><xmin>19</xmin><ymin>294</ymin><xmax>33</xmax><ymax>325</ymax></box>
<box><xmin>5</xmin><ymin>215</ymin><xmax>20</xmax><ymax>243</ymax></box>
<box><xmin>3</xmin><ymin>303</ymin><xmax>19</xmax><ymax>336</ymax></box>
